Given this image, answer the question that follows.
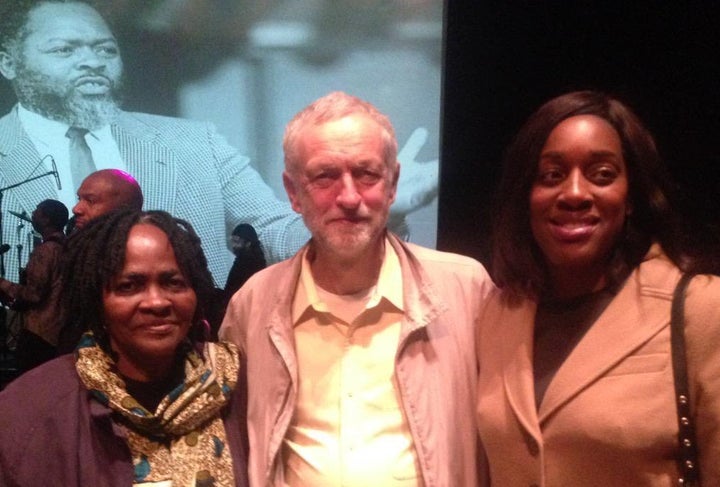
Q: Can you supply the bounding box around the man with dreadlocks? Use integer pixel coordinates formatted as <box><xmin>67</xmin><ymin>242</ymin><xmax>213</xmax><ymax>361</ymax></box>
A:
<box><xmin>0</xmin><ymin>198</ymin><xmax>67</xmax><ymax>373</ymax></box>
<box><xmin>0</xmin><ymin>209</ymin><xmax>249</xmax><ymax>486</ymax></box>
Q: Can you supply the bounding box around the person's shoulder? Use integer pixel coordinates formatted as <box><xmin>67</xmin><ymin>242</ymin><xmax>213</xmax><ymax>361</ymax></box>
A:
<box><xmin>226</xmin><ymin>253</ymin><xmax>300</xmax><ymax>313</ymax></box>
<box><xmin>0</xmin><ymin>355</ymin><xmax>90</xmax><ymax>482</ymax></box>
<box><xmin>685</xmin><ymin>273</ymin><xmax>720</xmax><ymax>319</ymax></box>
<box><xmin>221</xmin><ymin>255</ymin><xmax>300</xmax><ymax>343</ymax></box>
<box><xmin>0</xmin><ymin>108</ymin><xmax>16</xmax><ymax>124</ymax></box>
<box><xmin>238</xmin><ymin>256</ymin><xmax>297</xmax><ymax>292</ymax></box>
<box><xmin>406</xmin><ymin>242</ymin><xmax>479</xmax><ymax>263</ymax></box>
<box><xmin>635</xmin><ymin>247</ymin><xmax>720</xmax><ymax>325</ymax></box>
<box><xmin>38</xmin><ymin>234</ymin><xmax>65</xmax><ymax>252</ymax></box>
<box><xmin>636</xmin><ymin>246</ymin><xmax>679</xmax><ymax>286</ymax></box>
<box><xmin>0</xmin><ymin>355</ymin><xmax>80</xmax><ymax>419</ymax></box>
<box><xmin>0</xmin><ymin>107</ymin><xmax>24</xmax><ymax>151</ymax></box>
<box><xmin>116</xmin><ymin>110</ymin><xmax>212</xmax><ymax>136</ymax></box>
<box><xmin>403</xmin><ymin>241</ymin><xmax>490</xmax><ymax>279</ymax></box>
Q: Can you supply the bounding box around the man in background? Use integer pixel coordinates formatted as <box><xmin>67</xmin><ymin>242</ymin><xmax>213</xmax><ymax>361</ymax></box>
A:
<box><xmin>0</xmin><ymin>199</ymin><xmax>67</xmax><ymax>373</ymax></box>
<box><xmin>220</xmin><ymin>92</ymin><xmax>493</xmax><ymax>486</ymax></box>
<box><xmin>71</xmin><ymin>168</ymin><xmax>143</xmax><ymax>230</ymax></box>
<box><xmin>223</xmin><ymin>223</ymin><xmax>266</xmax><ymax>302</ymax></box>
<box><xmin>0</xmin><ymin>0</ymin><xmax>436</xmax><ymax>284</ymax></box>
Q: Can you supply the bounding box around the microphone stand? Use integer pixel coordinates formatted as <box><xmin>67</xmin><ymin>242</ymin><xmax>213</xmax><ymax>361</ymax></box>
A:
<box><xmin>16</xmin><ymin>222</ymin><xmax>25</xmax><ymax>285</ymax></box>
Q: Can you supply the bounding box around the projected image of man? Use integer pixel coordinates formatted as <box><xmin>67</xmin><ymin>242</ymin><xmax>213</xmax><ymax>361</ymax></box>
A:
<box><xmin>0</xmin><ymin>0</ymin><xmax>436</xmax><ymax>285</ymax></box>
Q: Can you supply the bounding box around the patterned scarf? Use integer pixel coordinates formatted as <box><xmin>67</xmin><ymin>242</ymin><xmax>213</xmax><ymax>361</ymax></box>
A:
<box><xmin>75</xmin><ymin>333</ymin><xmax>239</xmax><ymax>486</ymax></box>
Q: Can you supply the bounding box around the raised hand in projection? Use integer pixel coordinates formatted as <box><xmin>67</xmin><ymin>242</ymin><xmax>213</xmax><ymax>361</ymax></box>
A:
<box><xmin>392</xmin><ymin>127</ymin><xmax>439</xmax><ymax>217</ymax></box>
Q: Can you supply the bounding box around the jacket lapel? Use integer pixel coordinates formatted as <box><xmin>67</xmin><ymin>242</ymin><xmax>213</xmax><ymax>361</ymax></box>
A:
<box><xmin>388</xmin><ymin>235</ymin><xmax>447</xmax><ymax>343</ymax></box>
<box><xmin>0</xmin><ymin>109</ymin><xmax>57</xmax><ymax>212</ymax></box>
<box><xmin>501</xmin><ymin>298</ymin><xmax>544</xmax><ymax>438</ymax></box>
<box><xmin>538</xmin><ymin>268</ymin><xmax>671</xmax><ymax>422</ymax></box>
<box><xmin>266</xmin><ymin>247</ymin><xmax>306</xmax><ymax>389</ymax></box>
<box><xmin>262</xmin><ymin>251</ymin><xmax>304</xmax><ymax>475</ymax></box>
<box><xmin>111</xmin><ymin>113</ymin><xmax>176</xmax><ymax>214</ymax></box>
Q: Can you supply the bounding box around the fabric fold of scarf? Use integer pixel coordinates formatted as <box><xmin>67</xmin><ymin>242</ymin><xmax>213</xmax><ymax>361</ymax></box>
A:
<box><xmin>75</xmin><ymin>332</ymin><xmax>240</xmax><ymax>486</ymax></box>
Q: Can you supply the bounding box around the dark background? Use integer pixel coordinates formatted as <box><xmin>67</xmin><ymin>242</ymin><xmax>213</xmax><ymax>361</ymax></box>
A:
<box><xmin>3</xmin><ymin>1</ymin><xmax>717</xmax><ymax>268</ymax></box>
<box><xmin>439</xmin><ymin>2</ymin><xmax>720</xmax><ymax>267</ymax></box>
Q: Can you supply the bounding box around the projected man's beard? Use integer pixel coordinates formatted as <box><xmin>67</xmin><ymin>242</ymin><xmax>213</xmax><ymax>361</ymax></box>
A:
<box><xmin>12</xmin><ymin>64</ymin><xmax>123</xmax><ymax>130</ymax></box>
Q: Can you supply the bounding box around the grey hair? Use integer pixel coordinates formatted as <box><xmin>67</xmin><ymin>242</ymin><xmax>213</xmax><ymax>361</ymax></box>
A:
<box><xmin>282</xmin><ymin>91</ymin><xmax>398</xmax><ymax>174</ymax></box>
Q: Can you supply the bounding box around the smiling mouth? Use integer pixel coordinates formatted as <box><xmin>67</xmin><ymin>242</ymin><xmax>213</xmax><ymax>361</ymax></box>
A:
<box><xmin>143</xmin><ymin>322</ymin><xmax>179</xmax><ymax>334</ymax></box>
<box><xmin>327</xmin><ymin>217</ymin><xmax>365</xmax><ymax>227</ymax></box>
<box><xmin>550</xmin><ymin>220</ymin><xmax>597</xmax><ymax>241</ymax></box>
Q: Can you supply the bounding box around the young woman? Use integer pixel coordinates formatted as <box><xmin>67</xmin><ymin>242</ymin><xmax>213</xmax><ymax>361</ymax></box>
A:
<box><xmin>477</xmin><ymin>91</ymin><xmax>720</xmax><ymax>485</ymax></box>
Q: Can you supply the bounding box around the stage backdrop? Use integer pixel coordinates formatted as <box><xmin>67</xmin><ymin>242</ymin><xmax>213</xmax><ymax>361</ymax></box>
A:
<box><xmin>441</xmin><ymin>1</ymin><xmax>720</xmax><ymax>267</ymax></box>
<box><xmin>0</xmin><ymin>0</ymin><xmax>442</xmax><ymax>279</ymax></box>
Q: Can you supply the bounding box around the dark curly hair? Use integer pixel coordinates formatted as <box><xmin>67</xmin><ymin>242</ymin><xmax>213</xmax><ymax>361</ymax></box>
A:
<box><xmin>62</xmin><ymin>208</ymin><xmax>216</xmax><ymax>352</ymax></box>
<box><xmin>492</xmin><ymin>90</ymin><xmax>697</xmax><ymax>297</ymax></box>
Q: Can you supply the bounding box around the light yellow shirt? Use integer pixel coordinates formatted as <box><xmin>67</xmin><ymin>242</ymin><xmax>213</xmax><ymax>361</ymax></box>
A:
<box><xmin>17</xmin><ymin>105</ymin><xmax>126</xmax><ymax>207</ymax></box>
<box><xmin>282</xmin><ymin>239</ymin><xmax>423</xmax><ymax>486</ymax></box>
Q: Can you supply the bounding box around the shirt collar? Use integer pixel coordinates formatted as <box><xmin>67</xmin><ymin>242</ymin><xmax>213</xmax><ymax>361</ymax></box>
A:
<box><xmin>17</xmin><ymin>104</ymin><xmax>71</xmax><ymax>145</ymax></box>
<box><xmin>291</xmin><ymin>238</ymin><xmax>404</xmax><ymax>326</ymax></box>
<box><xmin>373</xmin><ymin>238</ymin><xmax>403</xmax><ymax>310</ymax></box>
<box><xmin>17</xmin><ymin>104</ymin><xmax>112</xmax><ymax>145</ymax></box>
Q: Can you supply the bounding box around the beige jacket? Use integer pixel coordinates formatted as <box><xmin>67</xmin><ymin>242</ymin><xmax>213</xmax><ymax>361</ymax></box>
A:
<box><xmin>221</xmin><ymin>233</ymin><xmax>494</xmax><ymax>487</ymax></box>
<box><xmin>476</xmin><ymin>245</ymin><xmax>720</xmax><ymax>486</ymax></box>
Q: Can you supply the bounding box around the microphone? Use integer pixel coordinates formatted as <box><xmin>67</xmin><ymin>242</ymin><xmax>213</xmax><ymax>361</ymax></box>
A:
<box><xmin>0</xmin><ymin>244</ymin><xmax>10</xmax><ymax>255</ymax></box>
<box><xmin>49</xmin><ymin>155</ymin><xmax>62</xmax><ymax>190</ymax></box>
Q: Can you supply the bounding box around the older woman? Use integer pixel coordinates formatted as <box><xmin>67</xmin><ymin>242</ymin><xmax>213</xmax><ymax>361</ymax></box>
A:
<box><xmin>477</xmin><ymin>91</ymin><xmax>720</xmax><ymax>485</ymax></box>
<box><xmin>0</xmin><ymin>210</ymin><xmax>248</xmax><ymax>486</ymax></box>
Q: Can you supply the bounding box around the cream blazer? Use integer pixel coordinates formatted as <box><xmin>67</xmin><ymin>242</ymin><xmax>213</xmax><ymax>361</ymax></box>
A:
<box><xmin>476</xmin><ymin>245</ymin><xmax>720</xmax><ymax>486</ymax></box>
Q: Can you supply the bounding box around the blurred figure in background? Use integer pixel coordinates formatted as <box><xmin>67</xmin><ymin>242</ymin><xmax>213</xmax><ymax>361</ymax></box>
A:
<box><xmin>71</xmin><ymin>169</ymin><xmax>144</xmax><ymax>230</ymax></box>
<box><xmin>224</xmin><ymin>223</ymin><xmax>266</xmax><ymax>302</ymax></box>
<box><xmin>0</xmin><ymin>198</ymin><xmax>67</xmax><ymax>373</ymax></box>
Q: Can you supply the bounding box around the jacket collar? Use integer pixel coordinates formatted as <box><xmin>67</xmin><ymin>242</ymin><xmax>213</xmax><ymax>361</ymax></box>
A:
<box><xmin>502</xmin><ymin>244</ymin><xmax>680</xmax><ymax>426</ymax></box>
<box><xmin>0</xmin><ymin>106</ymin><xmax>25</xmax><ymax>156</ymax></box>
<box><xmin>500</xmin><ymin>297</ymin><xmax>542</xmax><ymax>437</ymax></box>
<box><xmin>387</xmin><ymin>233</ymin><xmax>448</xmax><ymax>339</ymax></box>
<box><xmin>0</xmin><ymin>107</ymin><xmax>57</xmax><ymax>208</ymax></box>
<box><xmin>263</xmin><ymin>232</ymin><xmax>448</xmax><ymax>373</ymax></box>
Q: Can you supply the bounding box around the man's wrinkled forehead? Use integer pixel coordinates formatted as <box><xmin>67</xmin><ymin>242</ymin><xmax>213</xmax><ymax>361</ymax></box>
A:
<box><xmin>78</xmin><ymin>173</ymin><xmax>112</xmax><ymax>197</ymax></box>
<box><xmin>34</xmin><ymin>2</ymin><xmax>110</xmax><ymax>29</ymax></box>
<box><xmin>22</xmin><ymin>1</ymin><xmax>116</xmax><ymax>45</ymax></box>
